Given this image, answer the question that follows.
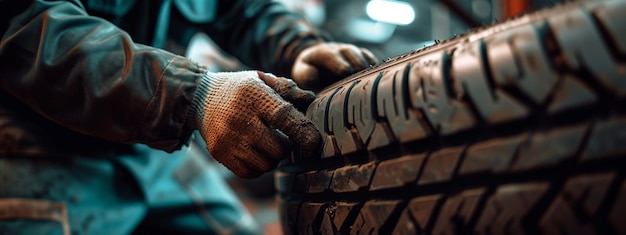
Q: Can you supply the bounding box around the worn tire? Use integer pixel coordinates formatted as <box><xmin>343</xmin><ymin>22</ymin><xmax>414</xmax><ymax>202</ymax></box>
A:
<box><xmin>276</xmin><ymin>0</ymin><xmax>626</xmax><ymax>234</ymax></box>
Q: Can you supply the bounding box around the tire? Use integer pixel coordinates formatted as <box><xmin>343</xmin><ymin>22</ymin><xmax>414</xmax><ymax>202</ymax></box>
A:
<box><xmin>276</xmin><ymin>0</ymin><xmax>626</xmax><ymax>234</ymax></box>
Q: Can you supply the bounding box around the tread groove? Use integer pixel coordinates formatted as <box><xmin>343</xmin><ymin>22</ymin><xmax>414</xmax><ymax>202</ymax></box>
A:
<box><xmin>478</xmin><ymin>39</ymin><xmax>500</xmax><ymax>102</ymax></box>
<box><xmin>589</xmin><ymin>6</ymin><xmax>626</xmax><ymax>62</ymax></box>
<box><xmin>441</xmin><ymin>50</ymin><xmax>457</xmax><ymax>101</ymax></box>
<box><xmin>460</xmin><ymin>82</ymin><xmax>487</xmax><ymax>125</ymax></box>
<box><xmin>324</xmin><ymin>87</ymin><xmax>341</xmax><ymax>134</ymax></box>
<box><xmin>343</xmin><ymin>81</ymin><xmax>367</xmax><ymax>153</ymax></box>
<box><xmin>468</xmin><ymin>186</ymin><xmax>496</xmax><ymax>230</ymax></box>
<box><xmin>593</xmin><ymin>171</ymin><xmax>625</xmax><ymax>235</ymax></box>
<box><xmin>424</xmin><ymin>194</ymin><xmax>446</xmax><ymax>235</ymax></box>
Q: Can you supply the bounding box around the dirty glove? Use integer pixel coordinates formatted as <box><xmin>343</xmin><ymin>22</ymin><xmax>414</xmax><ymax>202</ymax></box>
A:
<box><xmin>292</xmin><ymin>42</ymin><xmax>378</xmax><ymax>90</ymax></box>
<box><xmin>190</xmin><ymin>71</ymin><xmax>321</xmax><ymax>178</ymax></box>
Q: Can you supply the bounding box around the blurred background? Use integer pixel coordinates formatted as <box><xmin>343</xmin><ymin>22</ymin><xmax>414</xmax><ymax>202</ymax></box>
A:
<box><xmin>278</xmin><ymin>0</ymin><xmax>573</xmax><ymax>59</ymax></box>
<box><xmin>192</xmin><ymin>0</ymin><xmax>573</xmax><ymax>71</ymax></box>
<box><xmin>186</xmin><ymin>0</ymin><xmax>573</xmax><ymax>233</ymax></box>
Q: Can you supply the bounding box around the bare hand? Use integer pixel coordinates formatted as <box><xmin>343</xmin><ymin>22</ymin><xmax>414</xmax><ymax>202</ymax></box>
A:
<box><xmin>292</xmin><ymin>42</ymin><xmax>378</xmax><ymax>90</ymax></box>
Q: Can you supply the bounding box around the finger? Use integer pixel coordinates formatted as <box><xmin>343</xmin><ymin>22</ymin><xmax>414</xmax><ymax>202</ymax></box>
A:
<box><xmin>258</xmin><ymin>100</ymin><xmax>321</xmax><ymax>151</ymax></box>
<box><xmin>291</xmin><ymin>62</ymin><xmax>321</xmax><ymax>90</ymax></box>
<box><xmin>258</xmin><ymin>72</ymin><xmax>315</xmax><ymax>101</ymax></box>
<box><xmin>210</xmin><ymin>123</ymin><xmax>279</xmax><ymax>179</ymax></box>
<box><xmin>243</xmin><ymin>148</ymin><xmax>280</xmax><ymax>176</ymax></box>
<box><xmin>258</xmin><ymin>71</ymin><xmax>316</xmax><ymax>105</ymax></box>
<box><xmin>303</xmin><ymin>49</ymin><xmax>353</xmax><ymax>76</ymax></box>
<box><xmin>234</xmin><ymin>143</ymin><xmax>279</xmax><ymax>179</ymax></box>
<box><xmin>221</xmin><ymin>154</ymin><xmax>262</xmax><ymax>179</ymax></box>
<box><xmin>211</xmin><ymin>143</ymin><xmax>265</xmax><ymax>179</ymax></box>
<box><xmin>339</xmin><ymin>45</ymin><xmax>369</xmax><ymax>72</ymax></box>
<box><xmin>249</xmin><ymin>115</ymin><xmax>291</xmax><ymax>160</ymax></box>
<box><xmin>361</xmin><ymin>48</ymin><xmax>379</xmax><ymax>66</ymax></box>
<box><xmin>232</xmin><ymin>150</ymin><xmax>276</xmax><ymax>179</ymax></box>
<box><xmin>257</xmin><ymin>71</ymin><xmax>280</xmax><ymax>88</ymax></box>
<box><xmin>253</xmin><ymin>123</ymin><xmax>292</xmax><ymax>161</ymax></box>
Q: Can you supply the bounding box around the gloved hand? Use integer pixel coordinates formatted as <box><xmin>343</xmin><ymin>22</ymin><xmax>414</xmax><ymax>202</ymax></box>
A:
<box><xmin>191</xmin><ymin>71</ymin><xmax>320</xmax><ymax>178</ymax></box>
<box><xmin>292</xmin><ymin>42</ymin><xmax>378</xmax><ymax>90</ymax></box>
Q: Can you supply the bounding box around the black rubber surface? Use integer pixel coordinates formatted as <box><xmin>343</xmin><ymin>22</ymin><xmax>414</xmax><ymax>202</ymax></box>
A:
<box><xmin>277</xmin><ymin>0</ymin><xmax>626</xmax><ymax>234</ymax></box>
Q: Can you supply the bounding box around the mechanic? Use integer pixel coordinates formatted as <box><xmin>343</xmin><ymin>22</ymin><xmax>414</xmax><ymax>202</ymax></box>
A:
<box><xmin>0</xmin><ymin>0</ymin><xmax>377</xmax><ymax>234</ymax></box>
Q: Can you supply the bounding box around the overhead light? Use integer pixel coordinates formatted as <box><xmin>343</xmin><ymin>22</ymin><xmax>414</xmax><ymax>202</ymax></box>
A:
<box><xmin>345</xmin><ymin>19</ymin><xmax>397</xmax><ymax>43</ymax></box>
<box><xmin>366</xmin><ymin>0</ymin><xmax>416</xmax><ymax>25</ymax></box>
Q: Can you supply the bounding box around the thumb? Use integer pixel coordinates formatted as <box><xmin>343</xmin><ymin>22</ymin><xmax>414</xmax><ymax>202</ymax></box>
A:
<box><xmin>291</xmin><ymin>61</ymin><xmax>321</xmax><ymax>90</ymax></box>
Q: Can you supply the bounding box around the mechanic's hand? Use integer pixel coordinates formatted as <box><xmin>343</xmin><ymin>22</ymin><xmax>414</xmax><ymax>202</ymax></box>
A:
<box><xmin>292</xmin><ymin>42</ymin><xmax>378</xmax><ymax>90</ymax></box>
<box><xmin>193</xmin><ymin>71</ymin><xmax>321</xmax><ymax>178</ymax></box>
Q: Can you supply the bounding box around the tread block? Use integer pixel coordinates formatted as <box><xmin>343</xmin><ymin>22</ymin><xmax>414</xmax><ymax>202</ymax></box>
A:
<box><xmin>609</xmin><ymin>179</ymin><xmax>626</xmax><ymax>235</ymax></box>
<box><xmin>549</xmin><ymin>7</ymin><xmax>626</xmax><ymax>97</ymax></box>
<box><xmin>308</xmin><ymin>92</ymin><xmax>339</xmax><ymax>158</ymax></box>
<box><xmin>486</xmin><ymin>24</ymin><xmax>558</xmax><ymax>105</ymax></box>
<box><xmin>581</xmin><ymin>117</ymin><xmax>626</xmax><ymax>162</ymax></box>
<box><xmin>409</xmin><ymin>52</ymin><xmax>477</xmax><ymax>135</ymax></box>
<box><xmin>295</xmin><ymin>171</ymin><xmax>312</xmax><ymax>193</ymax></box>
<box><xmin>561</xmin><ymin>173</ymin><xmax>615</xmax><ymax>216</ymax></box>
<box><xmin>540</xmin><ymin>197</ymin><xmax>595</xmax><ymax>235</ymax></box>
<box><xmin>370</xmin><ymin>154</ymin><xmax>427</xmax><ymax>191</ymax></box>
<box><xmin>328</xmin><ymin>84</ymin><xmax>362</xmax><ymax>155</ymax></box>
<box><xmin>279</xmin><ymin>200</ymin><xmax>301</xmax><ymax>235</ymax></box>
<box><xmin>475</xmin><ymin>183</ymin><xmax>549</xmax><ymax>235</ymax></box>
<box><xmin>418</xmin><ymin>146</ymin><xmax>464</xmax><ymax>185</ymax></box>
<box><xmin>307</xmin><ymin>170</ymin><xmax>333</xmax><ymax>193</ymax></box>
<box><xmin>330</xmin><ymin>162</ymin><xmax>376</xmax><ymax>193</ymax></box>
<box><xmin>512</xmin><ymin>124</ymin><xmax>588</xmax><ymax>171</ymax></box>
<box><xmin>593</xmin><ymin>0</ymin><xmax>626</xmax><ymax>55</ymax></box>
<box><xmin>367</xmin><ymin>120</ymin><xmax>394</xmax><ymax>151</ymax></box>
<box><xmin>307</xmin><ymin>94</ymin><xmax>329</xmax><ymax>133</ymax></box>
<box><xmin>548</xmin><ymin>76</ymin><xmax>598</xmax><ymax>114</ymax></box>
<box><xmin>347</xmin><ymin>73</ymin><xmax>394</xmax><ymax>151</ymax></box>
<box><xmin>377</xmin><ymin>65</ymin><xmax>430</xmax><ymax>143</ymax></box>
<box><xmin>322</xmin><ymin>135</ymin><xmax>339</xmax><ymax>158</ymax></box>
<box><xmin>297</xmin><ymin>202</ymin><xmax>325</xmax><ymax>235</ymax></box>
<box><xmin>393</xmin><ymin>194</ymin><xmax>443</xmax><ymax>234</ymax></box>
<box><xmin>433</xmin><ymin>188</ymin><xmax>487</xmax><ymax>235</ymax></box>
<box><xmin>452</xmin><ymin>40</ymin><xmax>529</xmax><ymax>124</ymax></box>
<box><xmin>459</xmin><ymin>134</ymin><xmax>525</xmax><ymax>175</ymax></box>
<box><xmin>393</xmin><ymin>209</ymin><xmax>420</xmax><ymax>235</ymax></box>
<box><xmin>320</xmin><ymin>202</ymin><xmax>361</xmax><ymax>234</ymax></box>
<box><xmin>540</xmin><ymin>173</ymin><xmax>615</xmax><ymax>235</ymax></box>
<box><xmin>350</xmin><ymin>200</ymin><xmax>401</xmax><ymax>235</ymax></box>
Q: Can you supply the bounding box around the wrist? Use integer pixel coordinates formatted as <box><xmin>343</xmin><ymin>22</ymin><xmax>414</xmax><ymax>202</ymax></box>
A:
<box><xmin>186</xmin><ymin>72</ymin><xmax>228</xmax><ymax>130</ymax></box>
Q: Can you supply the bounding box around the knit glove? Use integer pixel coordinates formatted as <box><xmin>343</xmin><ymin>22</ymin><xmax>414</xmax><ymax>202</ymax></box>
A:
<box><xmin>190</xmin><ymin>71</ymin><xmax>320</xmax><ymax>178</ymax></box>
<box><xmin>292</xmin><ymin>42</ymin><xmax>378</xmax><ymax>90</ymax></box>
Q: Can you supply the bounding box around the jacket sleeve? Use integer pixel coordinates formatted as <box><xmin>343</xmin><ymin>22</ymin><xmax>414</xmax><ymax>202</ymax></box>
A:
<box><xmin>202</xmin><ymin>0</ymin><xmax>329</xmax><ymax>77</ymax></box>
<box><xmin>0</xmin><ymin>0</ymin><xmax>207</xmax><ymax>152</ymax></box>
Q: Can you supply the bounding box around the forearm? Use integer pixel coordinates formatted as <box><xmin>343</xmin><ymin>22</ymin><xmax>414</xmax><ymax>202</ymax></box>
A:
<box><xmin>0</xmin><ymin>0</ymin><xmax>205</xmax><ymax>152</ymax></box>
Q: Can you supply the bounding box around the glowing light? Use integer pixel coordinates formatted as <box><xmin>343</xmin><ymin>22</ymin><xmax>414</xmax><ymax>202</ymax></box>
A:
<box><xmin>346</xmin><ymin>19</ymin><xmax>396</xmax><ymax>43</ymax></box>
<box><xmin>366</xmin><ymin>0</ymin><xmax>416</xmax><ymax>25</ymax></box>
